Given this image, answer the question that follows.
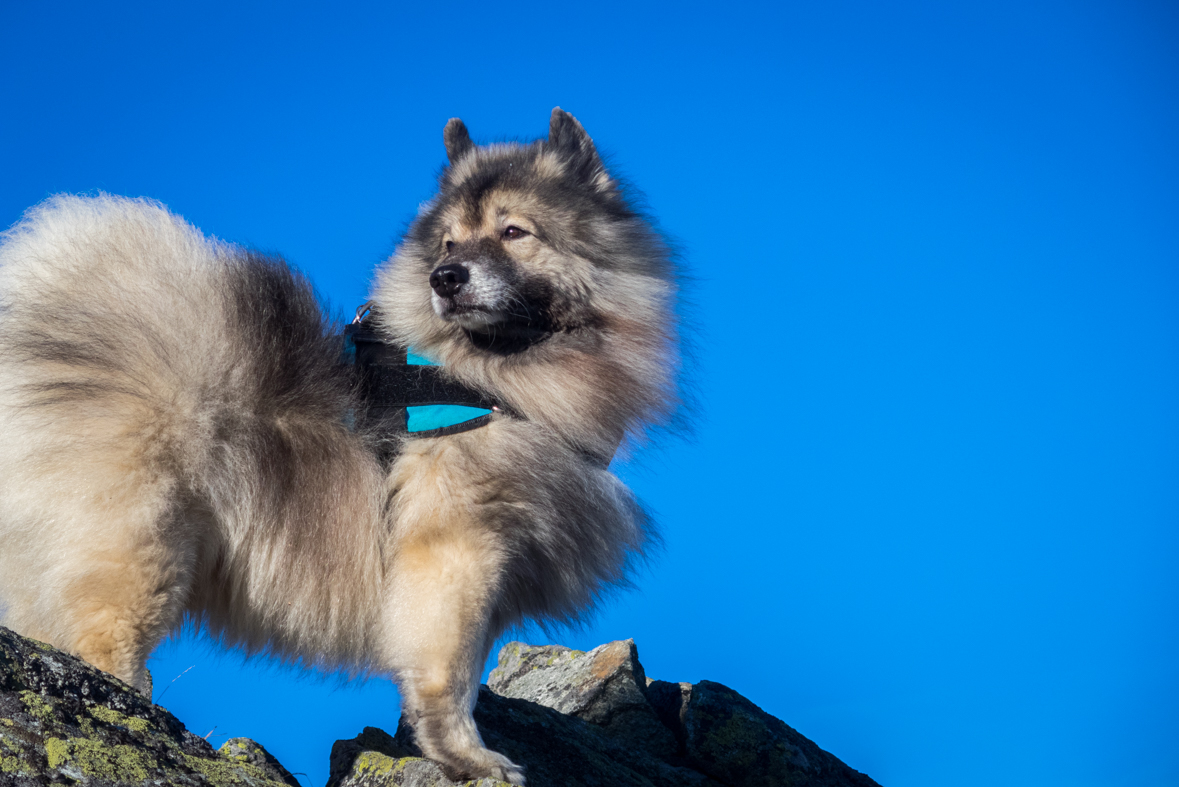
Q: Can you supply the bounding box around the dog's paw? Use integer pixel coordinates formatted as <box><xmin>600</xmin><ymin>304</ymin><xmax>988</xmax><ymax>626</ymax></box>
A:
<box><xmin>485</xmin><ymin>749</ymin><xmax>526</xmax><ymax>785</ymax></box>
<box><xmin>447</xmin><ymin>747</ymin><xmax>525</xmax><ymax>785</ymax></box>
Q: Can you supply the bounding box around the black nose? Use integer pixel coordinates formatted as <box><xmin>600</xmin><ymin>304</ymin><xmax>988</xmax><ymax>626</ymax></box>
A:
<box><xmin>430</xmin><ymin>264</ymin><xmax>469</xmax><ymax>297</ymax></box>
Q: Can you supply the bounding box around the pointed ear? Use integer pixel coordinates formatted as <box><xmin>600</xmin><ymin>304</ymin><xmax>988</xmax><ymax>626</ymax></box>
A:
<box><xmin>443</xmin><ymin>118</ymin><xmax>474</xmax><ymax>164</ymax></box>
<box><xmin>548</xmin><ymin>108</ymin><xmax>614</xmax><ymax>192</ymax></box>
<box><xmin>548</xmin><ymin>108</ymin><xmax>593</xmax><ymax>153</ymax></box>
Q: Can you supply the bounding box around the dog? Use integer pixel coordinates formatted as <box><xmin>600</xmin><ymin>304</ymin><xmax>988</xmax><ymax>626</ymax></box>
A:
<box><xmin>0</xmin><ymin>108</ymin><xmax>679</xmax><ymax>782</ymax></box>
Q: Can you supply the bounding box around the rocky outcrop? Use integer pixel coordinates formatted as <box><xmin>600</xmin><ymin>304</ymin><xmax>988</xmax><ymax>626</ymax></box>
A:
<box><xmin>0</xmin><ymin>625</ymin><xmax>297</xmax><ymax>786</ymax></box>
<box><xmin>329</xmin><ymin>640</ymin><xmax>880</xmax><ymax>787</ymax></box>
<box><xmin>0</xmin><ymin>625</ymin><xmax>879</xmax><ymax>787</ymax></box>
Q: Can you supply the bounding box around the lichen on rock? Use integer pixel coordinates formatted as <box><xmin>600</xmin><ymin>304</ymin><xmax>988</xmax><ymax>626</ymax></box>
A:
<box><xmin>0</xmin><ymin>624</ymin><xmax>294</xmax><ymax>786</ymax></box>
<box><xmin>327</xmin><ymin>727</ymin><xmax>513</xmax><ymax>787</ymax></box>
<box><xmin>219</xmin><ymin>737</ymin><xmax>301</xmax><ymax>786</ymax></box>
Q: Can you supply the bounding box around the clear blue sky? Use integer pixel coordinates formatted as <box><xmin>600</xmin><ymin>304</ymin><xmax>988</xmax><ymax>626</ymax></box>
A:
<box><xmin>2</xmin><ymin>2</ymin><xmax>1176</xmax><ymax>785</ymax></box>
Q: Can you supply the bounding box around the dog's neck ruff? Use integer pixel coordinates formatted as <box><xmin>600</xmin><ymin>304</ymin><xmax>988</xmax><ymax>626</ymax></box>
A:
<box><xmin>343</xmin><ymin>305</ymin><xmax>511</xmax><ymax>439</ymax></box>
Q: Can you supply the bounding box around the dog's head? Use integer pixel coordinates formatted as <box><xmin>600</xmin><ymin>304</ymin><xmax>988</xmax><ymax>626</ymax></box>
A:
<box><xmin>375</xmin><ymin>109</ymin><xmax>679</xmax><ymax>451</ymax></box>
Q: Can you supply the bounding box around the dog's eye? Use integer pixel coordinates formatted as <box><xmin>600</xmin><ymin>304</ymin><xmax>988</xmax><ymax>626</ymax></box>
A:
<box><xmin>502</xmin><ymin>226</ymin><xmax>528</xmax><ymax>240</ymax></box>
<box><xmin>445</xmin><ymin>240</ymin><xmax>454</xmax><ymax>252</ymax></box>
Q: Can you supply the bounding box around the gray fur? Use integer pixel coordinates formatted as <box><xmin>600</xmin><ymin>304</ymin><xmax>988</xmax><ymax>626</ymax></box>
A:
<box><xmin>0</xmin><ymin>108</ymin><xmax>679</xmax><ymax>784</ymax></box>
<box><xmin>443</xmin><ymin>118</ymin><xmax>475</xmax><ymax>164</ymax></box>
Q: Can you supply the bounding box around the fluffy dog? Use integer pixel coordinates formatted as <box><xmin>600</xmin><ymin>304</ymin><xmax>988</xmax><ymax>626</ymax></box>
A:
<box><xmin>0</xmin><ymin>109</ymin><xmax>678</xmax><ymax>782</ymax></box>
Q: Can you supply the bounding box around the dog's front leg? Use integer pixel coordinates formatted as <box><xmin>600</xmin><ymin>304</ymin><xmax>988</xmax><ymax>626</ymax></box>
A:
<box><xmin>382</xmin><ymin>521</ymin><xmax>525</xmax><ymax>785</ymax></box>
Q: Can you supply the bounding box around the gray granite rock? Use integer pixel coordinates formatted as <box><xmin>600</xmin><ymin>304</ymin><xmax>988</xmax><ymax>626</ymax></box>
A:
<box><xmin>484</xmin><ymin>640</ymin><xmax>880</xmax><ymax>786</ymax></box>
<box><xmin>0</xmin><ymin>624</ymin><xmax>292</xmax><ymax>787</ymax></box>
<box><xmin>487</xmin><ymin>640</ymin><xmax>678</xmax><ymax>759</ymax></box>
<box><xmin>487</xmin><ymin>640</ymin><xmax>647</xmax><ymax>723</ymax></box>
<box><xmin>667</xmin><ymin>679</ymin><xmax>880</xmax><ymax>787</ymax></box>
<box><xmin>332</xmin><ymin>639</ymin><xmax>879</xmax><ymax>787</ymax></box>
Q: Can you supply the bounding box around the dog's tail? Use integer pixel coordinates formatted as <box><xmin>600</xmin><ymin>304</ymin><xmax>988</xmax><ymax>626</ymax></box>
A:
<box><xmin>0</xmin><ymin>194</ymin><xmax>350</xmax><ymax>459</ymax></box>
<box><xmin>0</xmin><ymin>195</ymin><xmax>385</xmax><ymax>662</ymax></box>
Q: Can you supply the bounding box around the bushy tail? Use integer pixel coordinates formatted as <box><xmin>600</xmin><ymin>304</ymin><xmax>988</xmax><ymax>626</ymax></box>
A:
<box><xmin>0</xmin><ymin>194</ymin><xmax>237</xmax><ymax>427</ymax></box>
<box><xmin>0</xmin><ymin>194</ymin><xmax>386</xmax><ymax>664</ymax></box>
<box><xmin>0</xmin><ymin>193</ymin><xmax>356</xmax><ymax>464</ymax></box>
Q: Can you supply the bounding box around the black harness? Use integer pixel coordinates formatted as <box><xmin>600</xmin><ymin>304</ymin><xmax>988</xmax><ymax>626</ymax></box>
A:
<box><xmin>343</xmin><ymin>303</ymin><xmax>615</xmax><ymax>466</ymax></box>
<box><xmin>342</xmin><ymin>303</ymin><xmax>513</xmax><ymax>439</ymax></box>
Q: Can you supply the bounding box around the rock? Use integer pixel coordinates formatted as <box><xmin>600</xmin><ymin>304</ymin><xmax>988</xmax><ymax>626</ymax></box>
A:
<box><xmin>330</xmin><ymin>640</ymin><xmax>880</xmax><ymax>787</ymax></box>
<box><xmin>644</xmin><ymin>680</ymin><xmax>693</xmax><ymax>752</ymax></box>
<box><xmin>487</xmin><ymin>641</ymin><xmax>678</xmax><ymax>759</ymax></box>
<box><xmin>0</xmin><ymin>622</ymin><xmax>880</xmax><ymax>787</ymax></box>
<box><xmin>220</xmin><ymin>738</ymin><xmax>301</xmax><ymax>786</ymax></box>
<box><xmin>672</xmin><ymin>680</ymin><xmax>880</xmax><ymax>787</ymax></box>
<box><xmin>327</xmin><ymin>727</ymin><xmax>421</xmax><ymax>787</ymax></box>
<box><xmin>330</xmin><ymin>691</ymin><xmax>712</xmax><ymax>787</ymax></box>
<box><xmin>0</xmin><ymin>624</ymin><xmax>293</xmax><ymax>786</ymax></box>
<box><xmin>327</xmin><ymin>727</ymin><xmax>510</xmax><ymax>787</ymax></box>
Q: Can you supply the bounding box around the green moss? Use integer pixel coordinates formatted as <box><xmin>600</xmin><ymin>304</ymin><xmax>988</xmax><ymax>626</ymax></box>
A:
<box><xmin>88</xmin><ymin>704</ymin><xmax>150</xmax><ymax>733</ymax></box>
<box><xmin>0</xmin><ymin>754</ymin><xmax>32</xmax><ymax>775</ymax></box>
<box><xmin>74</xmin><ymin>713</ymin><xmax>96</xmax><ymax>737</ymax></box>
<box><xmin>18</xmin><ymin>690</ymin><xmax>56</xmax><ymax>724</ymax></box>
<box><xmin>45</xmin><ymin>736</ymin><xmax>155</xmax><ymax>780</ymax></box>
<box><xmin>0</xmin><ymin>718</ymin><xmax>13</xmax><ymax>726</ymax></box>
<box><xmin>219</xmin><ymin>739</ymin><xmax>263</xmax><ymax>763</ymax></box>
<box><xmin>353</xmin><ymin>750</ymin><xmax>405</xmax><ymax>777</ymax></box>
<box><xmin>349</xmin><ymin>754</ymin><xmax>516</xmax><ymax>786</ymax></box>
<box><xmin>43</xmin><ymin>737</ymin><xmax>68</xmax><ymax>770</ymax></box>
<box><xmin>184</xmin><ymin>752</ymin><xmax>286</xmax><ymax>786</ymax></box>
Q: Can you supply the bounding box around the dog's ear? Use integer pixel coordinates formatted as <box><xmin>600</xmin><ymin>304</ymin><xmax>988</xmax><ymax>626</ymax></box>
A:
<box><xmin>548</xmin><ymin>108</ymin><xmax>614</xmax><ymax>193</ymax></box>
<box><xmin>548</xmin><ymin>108</ymin><xmax>593</xmax><ymax>154</ymax></box>
<box><xmin>444</xmin><ymin>118</ymin><xmax>474</xmax><ymax>164</ymax></box>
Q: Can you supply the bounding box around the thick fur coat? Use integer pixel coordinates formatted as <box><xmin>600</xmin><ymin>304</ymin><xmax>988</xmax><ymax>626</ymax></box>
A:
<box><xmin>0</xmin><ymin>109</ymin><xmax>678</xmax><ymax>782</ymax></box>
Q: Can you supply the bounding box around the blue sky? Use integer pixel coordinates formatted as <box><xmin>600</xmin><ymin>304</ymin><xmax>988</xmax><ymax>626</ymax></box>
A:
<box><xmin>2</xmin><ymin>1</ymin><xmax>1176</xmax><ymax>785</ymax></box>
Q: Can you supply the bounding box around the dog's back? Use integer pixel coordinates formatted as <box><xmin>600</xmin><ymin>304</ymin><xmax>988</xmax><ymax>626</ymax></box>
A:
<box><xmin>0</xmin><ymin>194</ymin><xmax>385</xmax><ymax>688</ymax></box>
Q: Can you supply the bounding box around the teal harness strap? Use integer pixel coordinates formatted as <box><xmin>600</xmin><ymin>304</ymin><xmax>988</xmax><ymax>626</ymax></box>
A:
<box><xmin>404</xmin><ymin>350</ymin><xmax>493</xmax><ymax>433</ymax></box>
<box><xmin>342</xmin><ymin>310</ymin><xmax>505</xmax><ymax>442</ymax></box>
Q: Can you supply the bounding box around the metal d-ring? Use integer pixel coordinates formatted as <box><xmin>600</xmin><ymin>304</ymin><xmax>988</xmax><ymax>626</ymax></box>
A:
<box><xmin>353</xmin><ymin>300</ymin><xmax>375</xmax><ymax>324</ymax></box>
